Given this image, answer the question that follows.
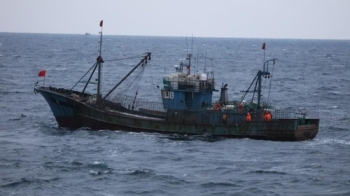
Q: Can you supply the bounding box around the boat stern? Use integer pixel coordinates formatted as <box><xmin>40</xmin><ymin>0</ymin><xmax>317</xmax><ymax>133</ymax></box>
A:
<box><xmin>294</xmin><ymin>119</ymin><xmax>319</xmax><ymax>141</ymax></box>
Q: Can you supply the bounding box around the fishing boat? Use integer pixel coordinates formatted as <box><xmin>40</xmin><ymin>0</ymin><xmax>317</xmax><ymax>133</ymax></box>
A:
<box><xmin>34</xmin><ymin>21</ymin><xmax>319</xmax><ymax>141</ymax></box>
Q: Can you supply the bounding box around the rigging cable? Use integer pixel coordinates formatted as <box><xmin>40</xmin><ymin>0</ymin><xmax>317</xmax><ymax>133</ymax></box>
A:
<box><xmin>260</xmin><ymin>75</ymin><xmax>269</xmax><ymax>106</ymax></box>
<box><xmin>147</xmin><ymin>61</ymin><xmax>162</xmax><ymax>101</ymax></box>
<box><xmin>70</xmin><ymin>62</ymin><xmax>97</xmax><ymax>90</ymax></box>
<box><xmin>272</xmin><ymin>79</ymin><xmax>305</xmax><ymax>114</ymax></box>
<box><xmin>104</xmin><ymin>55</ymin><xmax>145</xmax><ymax>62</ymax></box>
<box><xmin>114</xmin><ymin>63</ymin><xmax>145</xmax><ymax>98</ymax></box>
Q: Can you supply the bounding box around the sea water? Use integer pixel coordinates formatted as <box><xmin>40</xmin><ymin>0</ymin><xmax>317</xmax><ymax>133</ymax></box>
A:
<box><xmin>0</xmin><ymin>33</ymin><xmax>350</xmax><ymax>196</ymax></box>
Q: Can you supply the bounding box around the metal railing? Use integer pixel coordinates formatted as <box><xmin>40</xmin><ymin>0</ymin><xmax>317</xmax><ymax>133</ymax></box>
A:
<box><xmin>272</xmin><ymin>107</ymin><xmax>319</xmax><ymax>119</ymax></box>
<box><xmin>111</xmin><ymin>94</ymin><xmax>165</xmax><ymax>112</ymax></box>
<box><xmin>106</xmin><ymin>93</ymin><xmax>319</xmax><ymax>120</ymax></box>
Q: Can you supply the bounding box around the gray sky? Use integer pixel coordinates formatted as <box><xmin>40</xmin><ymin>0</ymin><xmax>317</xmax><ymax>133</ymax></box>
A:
<box><xmin>1</xmin><ymin>0</ymin><xmax>349</xmax><ymax>39</ymax></box>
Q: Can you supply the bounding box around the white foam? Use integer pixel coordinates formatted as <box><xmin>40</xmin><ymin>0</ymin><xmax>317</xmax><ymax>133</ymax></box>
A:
<box><xmin>332</xmin><ymin>64</ymin><xmax>345</xmax><ymax>68</ymax></box>
<box><xmin>310</xmin><ymin>138</ymin><xmax>350</xmax><ymax>146</ymax></box>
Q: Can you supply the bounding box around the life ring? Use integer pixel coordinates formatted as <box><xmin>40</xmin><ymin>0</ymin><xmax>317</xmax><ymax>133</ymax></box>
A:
<box><xmin>238</xmin><ymin>104</ymin><xmax>244</xmax><ymax>112</ymax></box>
<box><xmin>213</xmin><ymin>103</ymin><xmax>221</xmax><ymax>110</ymax></box>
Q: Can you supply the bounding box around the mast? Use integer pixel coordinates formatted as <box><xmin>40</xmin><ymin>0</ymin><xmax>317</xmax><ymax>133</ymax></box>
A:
<box><xmin>97</xmin><ymin>20</ymin><xmax>104</xmax><ymax>100</ymax></box>
<box><xmin>257</xmin><ymin>70</ymin><xmax>262</xmax><ymax>107</ymax></box>
<box><xmin>187</xmin><ymin>53</ymin><xmax>192</xmax><ymax>75</ymax></box>
<box><xmin>257</xmin><ymin>59</ymin><xmax>275</xmax><ymax>107</ymax></box>
<box><xmin>185</xmin><ymin>37</ymin><xmax>192</xmax><ymax>75</ymax></box>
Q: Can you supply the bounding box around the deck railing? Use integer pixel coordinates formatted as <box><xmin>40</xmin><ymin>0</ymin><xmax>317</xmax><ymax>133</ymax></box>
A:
<box><xmin>272</xmin><ymin>107</ymin><xmax>319</xmax><ymax>119</ymax></box>
<box><xmin>107</xmin><ymin>94</ymin><xmax>319</xmax><ymax>119</ymax></box>
<box><xmin>111</xmin><ymin>94</ymin><xmax>165</xmax><ymax>112</ymax></box>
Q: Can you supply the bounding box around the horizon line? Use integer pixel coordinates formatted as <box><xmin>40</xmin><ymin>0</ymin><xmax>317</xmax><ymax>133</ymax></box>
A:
<box><xmin>0</xmin><ymin>31</ymin><xmax>349</xmax><ymax>41</ymax></box>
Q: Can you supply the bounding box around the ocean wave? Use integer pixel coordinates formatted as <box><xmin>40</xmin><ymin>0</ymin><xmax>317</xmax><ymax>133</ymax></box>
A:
<box><xmin>163</xmin><ymin>134</ymin><xmax>226</xmax><ymax>142</ymax></box>
<box><xmin>54</xmin><ymin>67</ymin><xmax>68</xmax><ymax>71</ymax></box>
<box><xmin>324</xmin><ymin>139</ymin><xmax>350</xmax><ymax>146</ymax></box>
<box><xmin>42</xmin><ymin>160</ymin><xmax>113</xmax><ymax>176</ymax></box>
<box><xmin>200</xmin><ymin>181</ymin><xmax>238</xmax><ymax>187</ymax></box>
<box><xmin>152</xmin><ymin>173</ymin><xmax>188</xmax><ymax>185</ymax></box>
<box><xmin>89</xmin><ymin>169</ymin><xmax>112</xmax><ymax>175</ymax></box>
<box><xmin>0</xmin><ymin>78</ymin><xmax>17</xmax><ymax>85</ymax></box>
<box><xmin>326</xmin><ymin>126</ymin><xmax>348</xmax><ymax>132</ymax></box>
<box><xmin>247</xmin><ymin>169</ymin><xmax>287</xmax><ymax>175</ymax></box>
<box><xmin>0</xmin><ymin>177</ymin><xmax>60</xmax><ymax>188</ymax></box>
<box><xmin>316</xmin><ymin>86</ymin><xmax>341</xmax><ymax>91</ymax></box>
<box><xmin>124</xmin><ymin>168</ymin><xmax>156</xmax><ymax>177</ymax></box>
<box><xmin>309</xmin><ymin>138</ymin><xmax>350</xmax><ymax>146</ymax></box>
<box><xmin>339</xmin><ymin>117</ymin><xmax>350</xmax><ymax>121</ymax></box>
<box><xmin>87</xmin><ymin>161</ymin><xmax>110</xmax><ymax>169</ymax></box>
<box><xmin>332</xmin><ymin>64</ymin><xmax>346</xmax><ymax>68</ymax></box>
<box><xmin>37</xmin><ymin>125</ymin><xmax>68</xmax><ymax>135</ymax></box>
<box><xmin>9</xmin><ymin>114</ymin><xmax>27</xmax><ymax>121</ymax></box>
<box><xmin>0</xmin><ymin>90</ymin><xmax>33</xmax><ymax>94</ymax></box>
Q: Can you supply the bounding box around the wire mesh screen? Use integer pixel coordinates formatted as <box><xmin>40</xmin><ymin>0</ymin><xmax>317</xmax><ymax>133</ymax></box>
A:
<box><xmin>110</xmin><ymin>94</ymin><xmax>165</xmax><ymax>112</ymax></box>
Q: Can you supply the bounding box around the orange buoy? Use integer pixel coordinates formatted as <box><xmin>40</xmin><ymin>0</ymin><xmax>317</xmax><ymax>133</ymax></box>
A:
<box><xmin>246</xmin><ymin>112</ymin><xmax>252</xmax><ymax>122</ymax></box>
<box><xmin>263</xmin><ymin>111</ymin><xmax>272</xmax><ymax>121</ymax></box>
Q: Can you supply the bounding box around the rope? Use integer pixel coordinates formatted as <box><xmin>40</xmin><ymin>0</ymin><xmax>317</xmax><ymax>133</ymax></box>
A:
<box><xmin>70</xmin><ymin>62</ymin><xmax>97</xmax><ymax>90</ymax></box>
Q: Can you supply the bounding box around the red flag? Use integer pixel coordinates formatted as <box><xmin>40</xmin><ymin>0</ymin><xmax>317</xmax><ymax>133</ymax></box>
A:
<box><xmin>262</xmin><ymin>43</ymin><xmax>266</xmax><ymax>50</ymax></box>
<box><xmin>38</xmin><ymin>70</ymin><xmax>46</xmax><ymax>77</ymax></box>
<box><xmin>100</xmin><ymin>20</ymin><xmax>103</xmax><ymax>27</ymax></box>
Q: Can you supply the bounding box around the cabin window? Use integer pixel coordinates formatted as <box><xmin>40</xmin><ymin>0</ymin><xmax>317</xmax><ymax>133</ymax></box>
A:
<box><xmin>169</xmin><ymin>92</ymin><xmax>174</xmax><ymax>99</ymax></box>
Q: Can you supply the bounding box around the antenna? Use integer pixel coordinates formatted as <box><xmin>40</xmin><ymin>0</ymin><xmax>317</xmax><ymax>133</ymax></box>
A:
<box><xmin>262</xmin><ymin>41</ymin><xmax>266</xmax><ymax>64</ymax></box>
<box><xmin>186</xmin><ymin>37</ymin><xmax>189</xmax><ymax>55</ymax></box>
<box><xmin>196</xmin><ymin>51</ymin><xmax>199</xmax><ymax>74</ymax></box>
<box><xmin>204</xmin><ymin>51</ymin><xmax>207</xmax><ymax>73</ymax></box>
<box><xmin>185</xmin><ymin>36</ymin><xmax>192</xmax><ymax>75</ymax></box>
<box><xmin>210</xmin><ymin>58</ymin><xmax>214</xmax><ymax>75</ymax></box>
<box><xmin>191</xmin><ymin>35</ymin><xmax>194</xmax><ymax>55</ymax></box>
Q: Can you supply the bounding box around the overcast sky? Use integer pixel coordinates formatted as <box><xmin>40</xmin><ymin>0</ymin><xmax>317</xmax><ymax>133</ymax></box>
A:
<box><xmin>1</xmin><ymin>0</ymin><xmax>349</xmax><ymax>39</ymax></box>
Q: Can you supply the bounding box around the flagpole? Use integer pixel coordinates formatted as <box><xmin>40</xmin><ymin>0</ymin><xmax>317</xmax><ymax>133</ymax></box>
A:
<box><xmin>38</xmin><ymin>70</ymin><xmax>46</xmax><ymax>86</ymax></box>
